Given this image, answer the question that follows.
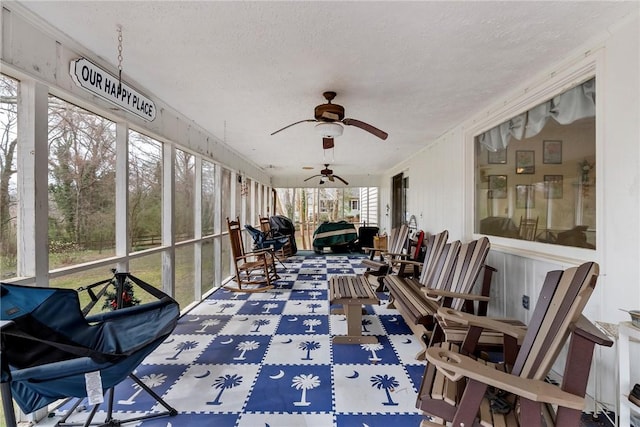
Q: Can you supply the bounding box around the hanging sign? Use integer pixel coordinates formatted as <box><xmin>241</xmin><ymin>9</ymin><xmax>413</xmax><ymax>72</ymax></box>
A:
<box><xmin>70</xmin><ymin>58</ymin><xmax>156</xmax><ymax>121</ymax></box>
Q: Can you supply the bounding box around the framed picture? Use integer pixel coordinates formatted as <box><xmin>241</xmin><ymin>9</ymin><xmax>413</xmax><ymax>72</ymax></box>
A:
<box><xmin>488</xmin><ymin>175</ymin><xmax>507</xmax><ymax>199</ymax></box>
<box><xmin>488</xmin><ymin>147</ymin><xmax>507</xmax><ymax>164</ymax></box>
<box><xmin>516</xmin><ymin>184</ymin><xmax>535</xmax><ymax>209</ymax></box>
<box><xmin>544</xmin><ymin>174</ymin><xmax>563</xmax><ymax>199</ymax></box>
<box><xmin>543</xmin><ymin>140</ymin><xmax>562</xmax><ymax>164</ymax></box>
<box><xmin>515</xmin><ymin>150</ymin><xmax>535</xmax><ymax>174</ymax></box>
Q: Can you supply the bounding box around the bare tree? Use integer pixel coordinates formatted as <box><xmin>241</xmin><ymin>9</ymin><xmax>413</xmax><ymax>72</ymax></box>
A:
<box><xmin>47</xmin><ymin>97</ymin><xmax>116</xmax><ymax>250</ymax></box>
<box><xmin>0</xmin><ymin>76</ymin><xmax>18</xmax><ymax>266</ymax></box>
<box><xmin>128</xmin><ymin>131</ymin><xmax>162</xmax><ymax>248</ymax></box>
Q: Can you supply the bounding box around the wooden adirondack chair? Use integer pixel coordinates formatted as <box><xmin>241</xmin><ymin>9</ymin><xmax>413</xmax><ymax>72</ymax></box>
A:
<box><xmin>226</xmin><ymin>217</ymin><xmax>279</xmax><ymax>292</ymax></box>
<box><xmin>361</xmin><ymin>224</ymin><xmax>410</xmax><ymax>289</ymax></box>
<box><xmin>385</xmin><ymin>234</ymin><xmax>495</xmax><ymax>359</ymax></box>
<box><xmin>417</xmin><ymin>261</ymin><xmax>613</xmax><ymax>427</ymax></box>
<box><xmin>368</xmin><ymin>228</ymin><xmax>426</xmax><ymax>291</ymax></box>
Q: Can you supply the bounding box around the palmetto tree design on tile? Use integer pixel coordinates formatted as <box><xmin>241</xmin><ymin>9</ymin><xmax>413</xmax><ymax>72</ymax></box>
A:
<box><xmin>303</xmin><ymin>318</ymin><xmax>321</xmax><ymax>333</ymax></box>
<box><xmin>307</xmin><ymin>303</ymin><xmax>321</xmax><ymax>314</ymax></box>
<box><xmin>370</xmin><ymin>374</ymin><xmax>400</xmax><ymax>406</ymax></box>
<box><xmin>361</xmin><ymin>343</ymin><xmax>383</xmax><ymax>362</ymax></box>
<box><xmin>361</xmin><ymin>318</ymin><xmax>372</xmax><ymax>333</ymax></box>
<box><xmin>311</xmin><ymin>282</ymin><xmax>322</xmax><ymax>289</ymax></box>
<box><xmin>217</xmin><ymin>303</ymin><xmax>235</xmax><ymax>313</ymax></box>
<box><xmin>262</xmin><ymin>303</ymin><xmax>279</xmax><ymax>313</ymax></box>
<box><xmin>117</xmin><ymin>373</ymin><xmax>167</xmax><ymax>405</ymax></box>
<box><xmin>252</xmin><ymin>318</ymin><xmax>271</xmax><ymax>332</ymax></box>
<box><xmin>196</xmin><ymin>318</ymin><xmax>221</xmax><ymax>333</ymax></box>
<box><xmin>207</xmin><ymin>373</ymin><xmax>243</xmax><ymax>405</ymax></box>
<box><xmin>291</xmin><ymin>373</ymin><xmax>320</xmax><ymax>406</ymax></box>
<box><xmin>166</xmin><ymin>340</ymin><xmax>198</xmax><ymax>360</ymax></box>
<box><xmin>269</xmin><ymin>291</ymin><xmax>282</xmax><ymax>299</ymax></box>
<box><xmin>308</xmin><ymin>291</ymin><xmax>322</xmax><ymax>300</ymax></box>
<box><xmin>298</xmin><ymin>340</ymin><xmax>321</xmax><ymax>360</ymax></box>
<box><xmin>233</xmin><ymin>340</ymin><xmax>260</xmax><ymax>360</ymax></box>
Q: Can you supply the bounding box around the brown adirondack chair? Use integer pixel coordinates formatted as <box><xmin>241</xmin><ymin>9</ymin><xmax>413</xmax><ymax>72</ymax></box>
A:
<box><xmin>385</xmin><ymin>234</ymin><xmax>495</xmax><ymax>359</ymax></box>
<box><xmin>417</xmin><ymin>261</ymin><xmax>613</xmax><ymax>427</ymax></box>
<box><xmin>226</xmin><ymin>217</ymin><xmax>279</xmax><ymax>292</ymax></box>
<box><xmin>361</xmin><ymin>224</ymin><xmax>410</xmax><ymax>289</ymax></box>
<box><xmin>368</xmin><ymin>228</ymin><xmax>426</xmax><ymax>291</ymax></box>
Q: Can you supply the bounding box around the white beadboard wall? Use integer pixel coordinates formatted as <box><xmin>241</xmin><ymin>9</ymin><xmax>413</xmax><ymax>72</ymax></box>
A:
<box><xmin>381</xmin><ymin>13</ymin><xmax>640</xmax><ymax>406</ymax></box>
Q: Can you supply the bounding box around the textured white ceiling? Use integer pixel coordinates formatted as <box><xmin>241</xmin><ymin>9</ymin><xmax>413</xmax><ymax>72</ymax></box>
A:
<box><xmin>17</xmin><ymin>1</ymin><xmax>638</xmax><ymax>182</ymax></box>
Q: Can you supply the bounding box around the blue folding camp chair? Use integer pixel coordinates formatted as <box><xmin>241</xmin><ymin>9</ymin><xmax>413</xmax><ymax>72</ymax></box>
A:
<box><xmin>245</xmin><ymin>224</ymin><xmax>290</xmax><ymax>253</ymax></box>
<box><xmin>0</xmin><ymin>273</ymin><xmax>179</xmax><ymax>427</ymax></box>
<box><xmin>245</xmin><ymin>224</ymin><xmax>290</xmax><ymax>269</ymax></box>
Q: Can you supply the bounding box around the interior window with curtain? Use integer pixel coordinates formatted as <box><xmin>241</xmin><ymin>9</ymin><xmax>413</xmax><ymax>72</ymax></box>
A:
<box><xmin>475</xmin><ymin>78</ymin><xmax>596</xmax><ymax>249</ymax></box>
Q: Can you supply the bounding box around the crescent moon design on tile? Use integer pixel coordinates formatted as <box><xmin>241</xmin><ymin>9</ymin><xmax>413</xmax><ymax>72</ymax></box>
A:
<box><xmin>163</xmin><ymin>338</ymin><xmax>175</xmax><ymax>344</ymax></box>
<box><xmin>220</xmin><ymin>338</ymin><xmax>234</xmax><ymax>344</ymax></box>
<box><xmin>389</xmin><ymin>317</ymin><xmax>398</xmax><ymax>322</ymax></box>
<box><xmin>269</xmin><ymin>370</ymin><xmax>285</xmax><ymax>379</ymax></box>
<box><xmin>281</xmin><ymin>338</ymin><xmax>293</xmax><ymax>343</ymax></box>
<box><xmin>403</xmin><ymin>338</ymin><xmax>412</xmax><ymax>344</ymax></box>
<box><xmin>238</xmin><ymin>317</ymin><xmax>249</xmax><ymax>321</ymax></box>
<box><xmin>288</xmin><ymin>317</ymin><xmax>298</xmax><ymax>322</ymax></box>
<box><xmin>194</xmin><ymin>370</ymin><xmax>210</xmax><ymax>379</ymax></box>
<box><xmin>346</xmin><ymin>371</ymin><xmax>359</xmax><ymax>379</ymax></box>
<box><xmin>251</xmin><ymin>302</ymin><xmax>260</xmax><ymax>305</ymax></box>
<box><xmin>188</xmin><ymin>317</ymin><xmax>200</xmax><ymax>322</ymax></box>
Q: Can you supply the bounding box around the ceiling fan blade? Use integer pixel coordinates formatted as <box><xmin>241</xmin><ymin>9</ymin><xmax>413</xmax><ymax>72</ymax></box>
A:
<box><xmin>270</xmin><ymin>119</ymin><xmax>317</xmax><ymax>136</ymax></box>
<box><xmin>334</xmin><ymin>175</ymin><xmax>349</xmax><ymax>185</ymax></box>
<box><xmin>342</xmin><ymin>118</ymin><xmax>388</xmax><ymax>140</ymax></box>
<box><xmin>304</xmin><ymin>174</ymin><xmax>322</xmax><ymax>182</ymax></box>
<box><xmin>322</xmin><ymin>138</ymin><xmax>334</xmax><ymax>149</ymax></box>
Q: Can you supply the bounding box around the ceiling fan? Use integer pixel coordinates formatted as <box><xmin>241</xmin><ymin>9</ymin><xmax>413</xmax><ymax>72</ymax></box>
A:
<box><xmin>270</xmin><ymin>91</ymin><xmax>388</xmax><ymax>149</ymax></box>
<box><xmin>304</xmin><ymin>164</ymin><xmax>349</xmax><ymax>185</ymax></box>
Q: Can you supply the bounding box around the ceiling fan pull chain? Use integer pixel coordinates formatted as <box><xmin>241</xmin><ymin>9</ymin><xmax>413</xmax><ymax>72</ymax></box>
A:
<box><xmin>116</xmin><ymin>25</ymin><xmax>123</xmax><ymax>97</ymax></box>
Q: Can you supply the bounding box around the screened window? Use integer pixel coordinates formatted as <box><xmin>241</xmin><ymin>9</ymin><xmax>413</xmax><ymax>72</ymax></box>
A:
<box><xmin>475</xmin><ymin>78</ymin><xmax>596</xmax><ymax>249</ymax></box>
<box><xmin>175</xmin><ymin>149</ymin><xmax>195</xmax><ymax>241</ymax></box>
<box><xmin>175</xmin><ymin>244</ymin><xmax>195</xmax><ymax>308</ymax></box>
<box><xmin>48</xmin><ymin>96</ymin><xmax>116</xmax><ymax>269</ymax></box>
<box><xmin>0</xmin><ymin>75</ymin><xmax>18</xmax><ymax>280</ymax></box>
<box><xmin>243</xmin><ymin>177</ymin><xmax>252</xmax><ymax>224</ymax></box>
<box><xmin>129</xmin><ymin>130</ymin><xmax>162</xmax><ymax>251</ymax></box>
<box><xmin>221</xmin><ymin>167</ymin><xmax>232</xmax><ymax>225</ymax></box>
<box><xmin>202</xmin><ymin>160</ymin><xmax>215</xmax><ymax>236</ymax></box>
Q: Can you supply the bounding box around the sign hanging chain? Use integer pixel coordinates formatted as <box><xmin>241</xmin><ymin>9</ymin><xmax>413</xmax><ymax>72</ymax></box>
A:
<box><xmin>116</xmin><ymin>25</ymin><xmax>123</xmax><ymax>96</ymax></box>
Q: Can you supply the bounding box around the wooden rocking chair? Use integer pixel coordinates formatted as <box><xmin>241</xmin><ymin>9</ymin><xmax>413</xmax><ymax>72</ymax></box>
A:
<box><xmin>226</xmin><ymin>217</ymin><xmax>279</xmax><ymax>292</ymax></box>
<box><xmin>417</xmin><ymin>261</ymin><xmax>613</xmax><ymax>427</ymax></box>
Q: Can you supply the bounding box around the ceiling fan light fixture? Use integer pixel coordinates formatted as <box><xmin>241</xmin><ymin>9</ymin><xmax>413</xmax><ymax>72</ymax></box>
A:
<box><xmin>315</xmin><ymin>122</ymin><xmax>343</xmax><ymax>138</ymax></box>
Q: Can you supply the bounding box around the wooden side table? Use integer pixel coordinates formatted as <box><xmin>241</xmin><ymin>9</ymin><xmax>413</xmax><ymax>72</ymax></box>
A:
<box><xmin>330</xmin><ymin>276</ymin><xmax>379</xmax><ymax>344</ymax></box>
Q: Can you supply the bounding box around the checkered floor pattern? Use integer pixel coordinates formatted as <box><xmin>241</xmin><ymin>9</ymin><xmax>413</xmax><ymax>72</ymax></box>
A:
<box><xmin>44</xmin><ymin>253</ymin><xmax>426</xmax><ymax>427</ymax></box>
